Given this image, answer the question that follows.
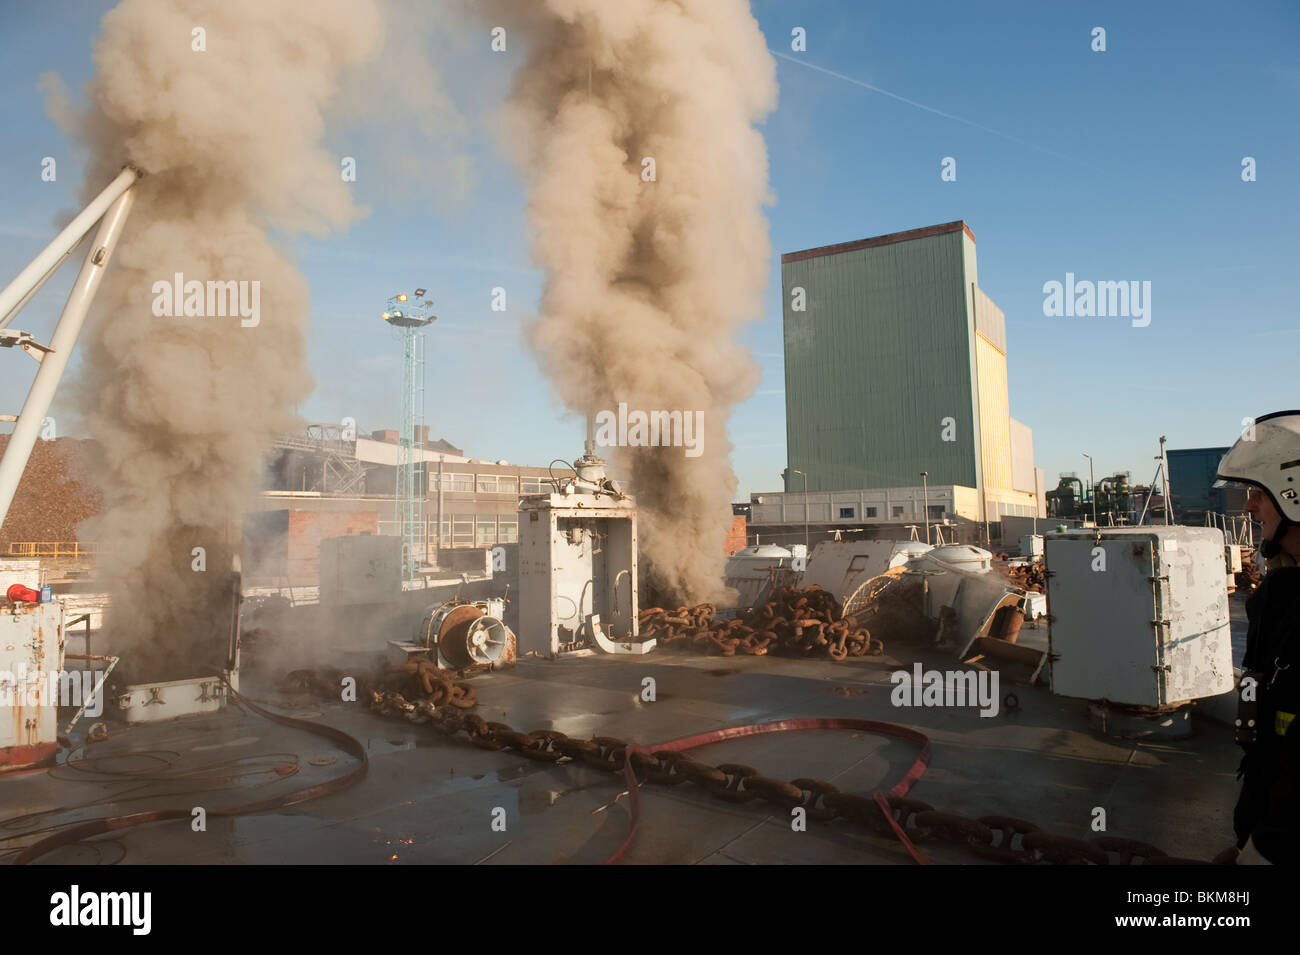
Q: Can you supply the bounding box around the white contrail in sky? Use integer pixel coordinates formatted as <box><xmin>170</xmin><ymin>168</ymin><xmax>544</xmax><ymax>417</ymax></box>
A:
<box><xmin>770</xmin><ymin>49</ymin><xmax>1079</xmax><ymax>164</ymax></box>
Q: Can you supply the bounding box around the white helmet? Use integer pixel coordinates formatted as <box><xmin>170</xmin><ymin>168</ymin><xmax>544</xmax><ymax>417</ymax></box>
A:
<box><xmin>1216</xmin><ymin>410</ymin><xmax>1300</xmax><ymax>554</ymax></box>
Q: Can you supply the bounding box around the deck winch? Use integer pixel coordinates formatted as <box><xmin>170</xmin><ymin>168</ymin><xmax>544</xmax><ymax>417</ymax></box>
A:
<box><xmin>394</xmin><ymin>597</ymin><xmax>517</xmax><ymax>669</ymax></box>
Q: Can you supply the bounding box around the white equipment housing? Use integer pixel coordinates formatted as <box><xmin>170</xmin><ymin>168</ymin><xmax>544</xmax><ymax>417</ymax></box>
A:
<box><xmin>517</xmin><ymin>487</ymin><xmax>644</xmax><ymax>657</ymax></box>
<box><xmin>723</xmin><ymin>543</ymin><xmax>795</xmax><ymax>609</ymax></box>
<box><xmin>117</xmin><ymin>672</ymin><xmax>236</xmax><ymax>725</ymax></box>
<box><xmin>1045</xmin><ymin>526</ymin><xmax>1233</xmax><ymax>708</ymax></box>
<box><xmin>0</xmin><ymin>602</ymin><xmax>64</xmax><ymax>770</ymax></box>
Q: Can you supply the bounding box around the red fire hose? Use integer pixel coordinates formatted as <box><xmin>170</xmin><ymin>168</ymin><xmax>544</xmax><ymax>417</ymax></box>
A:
<box><xmin>607</xmin><ymin>718</ymin><xmax>933</xmax><ymax>865</ymax></box>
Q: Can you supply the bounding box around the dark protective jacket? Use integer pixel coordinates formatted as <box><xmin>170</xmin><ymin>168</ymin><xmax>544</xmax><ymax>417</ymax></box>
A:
<box><xmin>1235</xmin><ymin>565</ymin><xmax>1300</xmax><ymax>862</ymax></box>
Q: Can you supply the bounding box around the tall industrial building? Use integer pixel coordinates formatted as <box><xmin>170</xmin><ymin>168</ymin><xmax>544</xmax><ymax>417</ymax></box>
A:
<box><xmin>772</xmin><ymin>220</ymin><xmax>1039</xmax><ymax>533</ymax></box>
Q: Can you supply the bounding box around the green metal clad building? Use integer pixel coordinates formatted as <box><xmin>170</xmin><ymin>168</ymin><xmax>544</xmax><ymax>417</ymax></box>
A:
<box><xmin>781</xmin><ymin>221</ymin><xmax>1036</xmax><ymax>520</ymax></box>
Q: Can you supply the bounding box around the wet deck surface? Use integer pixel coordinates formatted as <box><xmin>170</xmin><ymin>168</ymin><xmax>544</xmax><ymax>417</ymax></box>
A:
<box><xmin>0</xmin><ymin>623</ymin><xmax>1245</xmax><ymax>865</ymax></box>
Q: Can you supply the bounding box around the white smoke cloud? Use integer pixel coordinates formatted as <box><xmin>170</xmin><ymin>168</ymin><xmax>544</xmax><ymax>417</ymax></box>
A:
<box><xmin>44</xmin><ymin>0</ymin><xmax>387</xmax><ymax>680</ymax></box>
<box><xmin>491</xmin><ymin>0</ymin><xmax>778</xmax><ymax>603</ymax></box>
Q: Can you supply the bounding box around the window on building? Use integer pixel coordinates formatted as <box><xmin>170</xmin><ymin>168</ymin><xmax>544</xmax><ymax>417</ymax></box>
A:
<box><xmin>928</xmin><ymin>505</ymin><xmax>945</xmax><ymax>520</ymax></box>
<box><xmin>476</xmin><ymin>516</ymin><xmax>497</xmax><ymax>546</ymax></box>
<box><xmin>892</xmin><ymin>505</ymin><xmax>905</xmax><ymax>519</ymax></box>
<box><xmin>409</xmin><ymin>523</ymin><xmax>427</xmax><ymax>563</ymax></box>
<box><xmin>452</xmin><ymin>516</ymin><xmax>474</xmax><ymax>547</ymax></box>
<box><xmin>838</xmin><ymin>506</ymin><xmax>855</xmax><ymax>519</ymax></box>
<box><xmin>447</xmin><ymin>473</ymin><xmax>474</xmax><ymax>492</ymax></box>
<box><xmin>520</xmin><ymin>476</ymin><xmax>544</xmax><ymax>494</ymax></box>
<box><xmin>477</xmin><ymin>475</ymin><xmax>499</xmax><ymax>493</ymax></box>
<box><xmin>497</xmin><ymin>476</ymin><xmax>518</xmax><ymax>495</ymax></box>
<box><xmin>865</xmin><ymin>506</ymin><xmax>877</xmax><ymax>518</ymax></box>
<box><xmin>498</xmin><ymin>517</ymin><xmax>518</xmax><ymax>543</ymax></box>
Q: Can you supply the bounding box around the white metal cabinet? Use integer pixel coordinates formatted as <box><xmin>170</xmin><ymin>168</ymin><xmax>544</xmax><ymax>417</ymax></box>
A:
<box><xmin>1045</xmin><ymin>527</ymin><xmax>1232</xmax><ymax>707</ymax></box>
<box><xmin>0</xmin><ymin>601</ymin><xmax>64</xmax><ymax>769</ymax></box>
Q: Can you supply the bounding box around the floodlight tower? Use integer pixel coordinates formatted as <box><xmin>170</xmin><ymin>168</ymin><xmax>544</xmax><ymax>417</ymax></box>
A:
<box><xmin>383</xmin><ymin>289</ymin><xmax>437</xmax><ymax>580</ymax></box>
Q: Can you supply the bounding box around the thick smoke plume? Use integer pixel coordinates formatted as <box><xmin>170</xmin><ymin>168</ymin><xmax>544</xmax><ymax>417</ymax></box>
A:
<box><xmin>45</xmin><ymin>0</ymin><xmax>383</xmax><ymax>681</ymax></box>
<box><xmin>498</xmin><ymin>0</ymin><xmax>777</xmax><ymax>604</ymax></box>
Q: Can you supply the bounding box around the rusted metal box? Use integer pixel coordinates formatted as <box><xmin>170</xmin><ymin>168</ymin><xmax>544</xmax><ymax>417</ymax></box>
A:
<box><xmin>0</xmin><ymin>601</ymin><xmax>64</xmax><ymax>770</ymax></box>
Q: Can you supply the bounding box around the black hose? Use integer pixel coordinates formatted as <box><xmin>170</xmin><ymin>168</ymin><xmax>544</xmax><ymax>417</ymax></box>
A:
<box><xmin>12</xmin><ymin>679</ymin><xmax>367</xmax><ymax>865</ymax></box>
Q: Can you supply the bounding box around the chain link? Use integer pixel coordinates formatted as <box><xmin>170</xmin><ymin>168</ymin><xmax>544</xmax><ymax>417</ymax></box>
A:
<box><xmin>639</xmin><ymin>585</ymin><xmax>884</xmax><ymax>661</ymax></box>
<box><xmin>421</xmin><ymin>690</ymin><xmax>1210</xmax><ymax>863</ymax></box>
<box><xmin>287</xmin><ymin>668</ymin><xmax>1206</xmax><ymax>864</ymax></box>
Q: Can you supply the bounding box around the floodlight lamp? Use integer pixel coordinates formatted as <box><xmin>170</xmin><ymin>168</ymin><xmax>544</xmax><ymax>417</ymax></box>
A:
<box><xmin>397</xmin><ymin>294</ymin><xmax>408</xmax><ymax>302</ymax></box>
<box><xmin>414</xmin><ymin>288</ymin><xmax>427</xmax><ymax>297</ymax></box>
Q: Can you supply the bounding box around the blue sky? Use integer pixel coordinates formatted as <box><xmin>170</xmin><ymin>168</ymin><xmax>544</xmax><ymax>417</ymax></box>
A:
<box><xmin>1</xmin><ymin>0</ymin><xmax>1297</xmax><ymax>498</ymax></box>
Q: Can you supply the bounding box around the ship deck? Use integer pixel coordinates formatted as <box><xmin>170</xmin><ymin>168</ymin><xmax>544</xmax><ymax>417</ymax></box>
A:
<box><xmin>0</xmin><ymin>617</ymin><xmax>1246</xmax><ymax>865</ymax></box>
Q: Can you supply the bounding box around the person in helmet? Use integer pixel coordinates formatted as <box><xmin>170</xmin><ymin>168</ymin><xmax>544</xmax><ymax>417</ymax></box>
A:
<box><xmin>1215</xmin><ymin>410</ymin><xmax>1300</xmax><ymax>864</ymax></box>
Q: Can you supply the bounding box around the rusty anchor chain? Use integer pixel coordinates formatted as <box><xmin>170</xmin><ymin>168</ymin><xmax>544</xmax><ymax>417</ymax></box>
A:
<box><xmin>373</xmin><ymin>694</ymin><xmax>1208</xmax><ymax>865</ymax></box>
<box><xmin>282</xmin><ymin>666</ymin><xmax>1208</xmax><ymax>864</ymax></box>
<box><xmin>998</xmin><ymin>558</ymin><xmax>1046</xmax><ymax>593</ymax></box>
<box><xmin>638</xmin><ymin>585</ymin><xmax>883</xmax><ymax>661</ymax></box>
<box><xmin>281</xmin><ymin>659</ymin><xmax>479</xmax><ymax>711</ymax></box>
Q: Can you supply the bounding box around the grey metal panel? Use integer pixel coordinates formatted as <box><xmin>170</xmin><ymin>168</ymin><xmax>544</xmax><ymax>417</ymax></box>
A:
<box><xmin>1153</xmin><ymin>528</ymin><xmax>1233</xmax><ymax>701</ymax></box>
<box><xmin>782</xmin><ymin>228</ymin><xmax>977</xmax><ymax>491</ymax></box>
<box><xmin>1045</xmin><ymin>535</ymin><xmax>1159</xmax><ymax>704</ymax></box>
<box><xmin>799</xmin><ymin>539</ymin><xmax>900</xmax><ymax>600</ymax></box>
